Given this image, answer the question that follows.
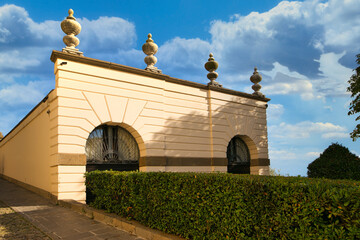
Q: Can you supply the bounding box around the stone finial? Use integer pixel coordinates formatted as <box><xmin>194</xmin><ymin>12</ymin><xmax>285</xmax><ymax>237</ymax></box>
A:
<box><xmin>61</xmin><ymin>9</ymin><xmax>83</xmax><ymax>56</ymax></box>
<box><xmin>0</xmin><ymin>132</ymin><xmax>3</xmax><ymax>140</ymax></box>
<box><xmin>250</xmin><ymin>67</ymin><xmax>265</xmax><ymax>97</ymax></box>
<box><xmin>142</xmin><ymin>33</ymin><xmax>162</xmax><ymax>74</ymax></box>
<box><xmin>205</xmin><ymin>53</ymin><xmax>222</xmax><ymax>87</ymax></box>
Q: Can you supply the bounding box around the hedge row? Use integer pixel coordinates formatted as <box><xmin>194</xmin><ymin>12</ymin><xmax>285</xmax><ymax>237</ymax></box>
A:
<box><xmin>85</xmin><ymin>171</ymin><xmax>360</xmax><ymax>239</ymax></box>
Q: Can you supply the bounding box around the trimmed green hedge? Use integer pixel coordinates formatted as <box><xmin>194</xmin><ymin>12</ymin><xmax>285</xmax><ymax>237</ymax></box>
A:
<box><xmin>85</xmin><ymin>171</ymin><xmax>360</xmax><ymax>239</ymax></box>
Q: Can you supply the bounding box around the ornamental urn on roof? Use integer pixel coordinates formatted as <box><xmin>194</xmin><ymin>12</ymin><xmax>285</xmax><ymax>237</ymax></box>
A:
<box><xmin>61</xmin><ymin>9</ymin><xmax>83</xmax><ymax>56</ymax></box>
<box><xmin>142</xmin><ymin>33</ymin><xmax>162</xmax><ymax>74</ymax></box>
<box><xmin>250</xmin><ymin>67</ymin><xmax>265</xmax><ymax>97</ymax></box>
<box><xmin>205</xmin><ymin>53</ymin><xmax>222</xmax><ymax>87</ymax></box>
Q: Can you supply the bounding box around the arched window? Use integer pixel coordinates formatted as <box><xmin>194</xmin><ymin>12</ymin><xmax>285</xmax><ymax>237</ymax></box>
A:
<box><xmin>85</xmin><ymin>125</ymin><xmax>139</xmax><ymax>171</ymax></box>
<box><xmin>85</xmin><ymin>125</ymin><xmax>140</xmax><ymax>204</ymax></box>
<box><xmin>227</xmin><ymin>136</ymin><xmax>250</xmax><ymax>174</ymax></box>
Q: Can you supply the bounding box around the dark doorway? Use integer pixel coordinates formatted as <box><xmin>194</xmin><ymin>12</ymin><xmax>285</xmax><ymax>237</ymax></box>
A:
<box><xmin>85</xmin><ymin>125</ymin><xmax>140</xmax><ymax>203</ymax></box>
<box><xmin>226</xmin><ymin>136</ymin><xmax>250</xmax><ymax>174</ymax></box>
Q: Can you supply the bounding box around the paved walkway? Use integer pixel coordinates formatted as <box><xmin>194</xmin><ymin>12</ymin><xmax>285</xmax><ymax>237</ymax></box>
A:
<box><xmin>0</xmin><ymin>178</ymin><xmax>144</xmax><ymax>240</ymax></box>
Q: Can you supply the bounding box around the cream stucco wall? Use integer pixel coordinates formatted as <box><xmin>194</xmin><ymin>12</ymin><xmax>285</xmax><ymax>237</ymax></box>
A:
<box><xmin>0</xmin><ymin>91</ymin><xmax>55</xmax><ymax>193</ymax></box>
<box><xmin>51</xmin><ymin>55</ymin><xmax>269</xmax><ymax>171</ymax></box>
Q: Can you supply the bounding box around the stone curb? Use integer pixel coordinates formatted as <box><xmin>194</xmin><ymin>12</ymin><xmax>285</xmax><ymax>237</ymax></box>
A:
<box><xmin>57</xmin><ymin>200</ymin><xmax>185</xmax><ymax>240</ymax></box>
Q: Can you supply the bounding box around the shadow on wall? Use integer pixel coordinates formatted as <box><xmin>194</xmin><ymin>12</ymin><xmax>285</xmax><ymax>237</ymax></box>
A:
<box><xmin>142</xmin><ymin>90</ymin><xmax>268</xmax><ymax>174</ymax></box>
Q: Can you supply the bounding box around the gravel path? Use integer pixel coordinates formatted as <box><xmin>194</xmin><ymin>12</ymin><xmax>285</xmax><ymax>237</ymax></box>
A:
<box><xmin>0</xmin><ymin>200</ymin><xmax>51</xmax><ymax>240</ymax></box>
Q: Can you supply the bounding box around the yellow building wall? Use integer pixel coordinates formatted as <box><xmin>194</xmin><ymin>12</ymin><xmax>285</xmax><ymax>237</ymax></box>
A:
<box><xmin>210</xmin><ymin>92</ymin><xmax>269</xmax><ymax>175</ymax></box>
<box><xmin>0</xmin><ymin>91</ymin><xmax>55</xmax><ymax>193</ymax></box>
<box><xmin>51</xmin><ymin>57</ymin><xmax>269</xmax><ymax>175</ymax></box>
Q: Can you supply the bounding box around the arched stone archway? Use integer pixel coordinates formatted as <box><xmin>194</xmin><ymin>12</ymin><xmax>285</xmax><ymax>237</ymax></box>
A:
<box><xmin>85</xmin><ymin>124</ymin><xmax>140</xmax><ymax>172</ymax></box>
<box><xmin>227</xmin><ymin>136</ymin><xmax>250</xmax><ymax>174</ymax></box>
<box><xmin>226</xmin><ymin>135</ymin><xmax>259</xmax><ymax>174</ymax></box>
<box><xmin>85</xmin><ymin>123</ymin><xmax>141</xmax><ymax>203</ymax></box>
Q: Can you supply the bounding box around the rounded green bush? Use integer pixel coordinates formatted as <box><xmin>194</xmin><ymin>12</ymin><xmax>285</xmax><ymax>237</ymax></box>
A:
<box><xmin>307</xmin><ymin>143</ymin><xmax>360</xmax><ymax>180</ymax></box>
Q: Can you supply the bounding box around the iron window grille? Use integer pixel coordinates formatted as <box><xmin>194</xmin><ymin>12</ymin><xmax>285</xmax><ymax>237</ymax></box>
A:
<box><xmin>85</xmin><ymin>125</ymin><xmax>140</xmax><ymax>164</ymax></box>
<box><xmin>227</xmin><ymin>136</ymin><xmax>250</xmax><ymax>166</ymax></box>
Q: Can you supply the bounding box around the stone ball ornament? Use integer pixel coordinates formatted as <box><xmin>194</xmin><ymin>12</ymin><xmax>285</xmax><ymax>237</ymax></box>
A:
<box><xmin>204</xmin><ymin>53</ymin><xmax>218</xmax><ymax>73</ymax></box>
<box><xmin>142</xmin><ymin>33</ymin><xmax>162</xmax><ymax>73</ymax></box>
<box><xmin>205</xmin><ymin>53</ymin><xmax>222</xmax><ymax>87</ymax></box>
<box><xmin>250</xmin><ymin>67</ymin><xmax>265</xmax><ymax>97</ymax></box>
<box><xmin>61</xmin><ymin>9</ymin><xmax>81</xmax><ymax>36</ymax></box>
<box><xmin>142</xmin><ymin>33</ymin><xmax>158</xmax><ymax>55</ymax></box>
<box><xmin>61</xmin><ymin>9</ymin><xmax>83</xmax><ymax>56</ymax></box>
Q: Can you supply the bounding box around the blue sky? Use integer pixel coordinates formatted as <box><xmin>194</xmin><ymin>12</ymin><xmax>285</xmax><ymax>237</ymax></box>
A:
<box><xmin>0</xmin><ymin>0</ymin><xmax>359</xmax><ymax>176</ymax></box>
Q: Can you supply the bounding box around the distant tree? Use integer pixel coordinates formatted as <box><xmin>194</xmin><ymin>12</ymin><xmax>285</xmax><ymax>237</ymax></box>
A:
<box><xmin>269</xmin><ymin>167</ymin><xmax>281</xmax><ymax>176</ymax></box>
<box><xmin>348</xmin><ymin>53</ymin><xmax>360</xmax><ymax>141</ymax></box>
<box><xmin>307</xmin><ymin>143</ymin><xmax>360</xmax><ymax>180</ymax></box>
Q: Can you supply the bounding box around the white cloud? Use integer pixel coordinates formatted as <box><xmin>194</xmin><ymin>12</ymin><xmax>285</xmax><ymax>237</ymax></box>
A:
<box><xmin>0</xmin><ymin>81</ymin><xmax>51</xmax><ymax>106</ymax></box>
<box><xmin>321</xmin><ymin>132</ymin><xmax>349</xmax><ymax>139</ymax></box>
<box><xmin>0</xmin><ymin>5</ymin><xmax>60</xmax><ymax>77</ymax></box>
<box><xmin>78</xmin><ymin>17</ymin><xmax>136</xmax><ymax>52</ymax></box>
<box><xmin>157</xmin><ymin>37</ymin><xmax>211</xmax><ymax>79</ymax></box>
<box><xmin>29</xmin><ymin>20</ymin><xmax>61</xmax><ymax>43</ymax></box>
<box><xmin>0</xmin><ymin>4</ymin><xmax>136</xmax><ymax>52</ymax></box>
<box><xmin>0</xmin><ymin>4</ymin><xmax>61</xmax><ymax>46</ymax></box>
<box><xmin>0</xmin><ymin>4</ymin><xmax>138</xmax><ymax>77</ymax></box>
<box><xmin>306</xmin><ymin>152</ymin><xmax>321</xmax><ymax>158</ymax></box>
<box><xmin>115</xmin><ymin>49</ymin><xmax>144</xmax><ymax>68</ymax></box>
<box><xmin>0</xmin><ymin>73</ymin><xmax>19</xmax><ymax>84</ymax></box>
<box><xmin>0</xmin><ymin>50</ymin><xmax>41</xmax><ymax>70</ymax></box>
<box><xmin>267</xmin><ymin>103</ymin><xmax>284</xmax><ymax>121</ymax></box>
<box><xmin>268</xmin><ymin>145</ymin><xmax>322</xmax><ymax>176</ymax></box>
<box><xmin>269</xmin><ymin>121</ymin><xmax>348</xmax><ymax>139</ymax></box>
<box><xmin>269</xmin><ymin>149</ymin><xmax>296</xmax><ymax>160</ymax></box>
<box><xmin>319</xmin><ymin>0</ymin><xmax>360</xmax><ymax>47</ymax></box>
<box><xmin>313</xmin><ymin>51</ymin><xmax>353</xmax><ymax>97</ymax></box>
<box><xmin>259</xmin><ymin>62</ymin><xmax>315</xmax><ymax>100</ymax></box>
<box><xmin>264</xmin><ymin>80</ymin><xmax>312</xmax><ymax>100</ymax></box>
<box><xmin>262</xmin><ymin>62</ymin><xmax>308</xmax><ymax>80</ymax></box>
<box><xmin>209</xmin><ymin>0</ymin><xmax>321</xmax><ymax>74</ymax></box>
<box><xmin>250</xmin><ymin>52</ymin><xmax>353</xmax><ymax>99</ymax></box>
<box><xmin>199</xmin><ymin>0</ymin><xmax>360</xmax><ymax>99</ymax></box>
<box><xmin>211</xmin><ymin>0</ymin><xmax>360</xmax><ymax>56</ymax></box>
<box><xmin>158</xmin><ymin>37</ymin><xmax>211</xmax><ymax>68</ymax></box>
<box><xmin>210</xmin><ymin>1</ymin><xmax>304</xmax><ymax>52</ymax></box>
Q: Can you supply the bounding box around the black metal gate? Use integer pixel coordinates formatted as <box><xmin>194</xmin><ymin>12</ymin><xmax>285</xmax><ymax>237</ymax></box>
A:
<box><xmin>226</xmin><ymin>136</ymin><xmax>250</xmax><ymax>174</ymax></box>
<box><xmin>85</xmin><ymin>125</ymin><xmax>140</xmax><ymax>203</ymax></box>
